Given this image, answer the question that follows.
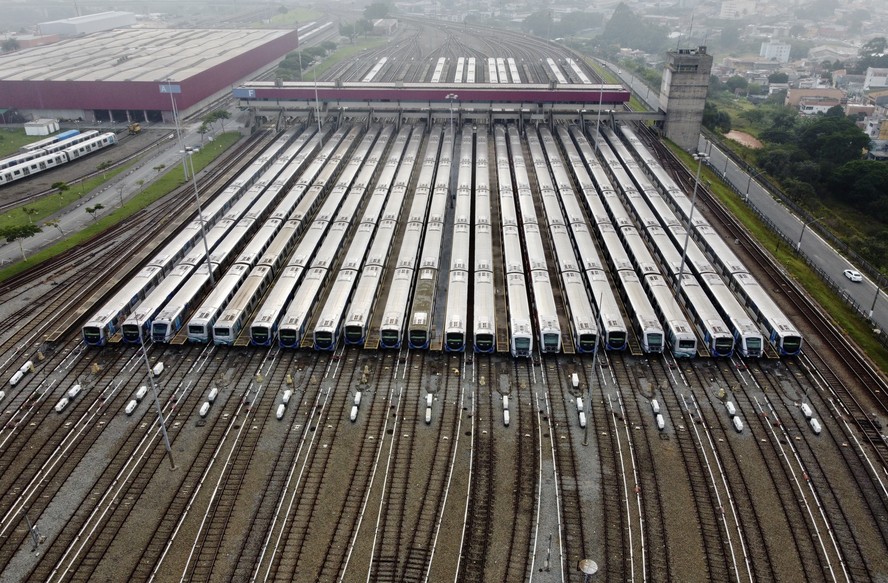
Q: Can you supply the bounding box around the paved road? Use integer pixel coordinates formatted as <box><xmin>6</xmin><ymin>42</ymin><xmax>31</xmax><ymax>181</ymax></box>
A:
<box><xmin>697</xmin><ymin>135</ymin><xmax>888</xmax><ymax>332</ymax></box>
<box><xmin>0</xmin><ymin>122</ymin><xmax>224</xmax><ymax>267</ymax></box>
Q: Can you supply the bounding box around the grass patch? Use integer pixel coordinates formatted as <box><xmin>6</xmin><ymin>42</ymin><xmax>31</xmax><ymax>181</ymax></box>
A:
<box><xmin>668</xmin><ymin>144</ymin><xmax>888</xmax><ymax>371</ymax></box>
<box><xmin>0</xmin><ymin>132</ymin><xmax>241</xmax><ymax>283</ymax></box>
<box><xmin>0</xmin><ymin>127</ymin><xmax>48</xmax><ymax>158</ymax></box>
<box><xmin>0</xmin><ymin>165</ymin><xmax>130</xmax><ymax>231</ymax></box>
<box><xmin>304</xmin><ymin>38</ymin><xmax>389</xmax><ymax>81</ymax></box>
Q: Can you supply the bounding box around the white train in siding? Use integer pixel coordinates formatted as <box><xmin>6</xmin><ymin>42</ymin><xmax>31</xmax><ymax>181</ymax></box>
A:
<box><xmin>122</xmin><ymin>215</ymin><xmax>247</xmax><ymax>342</ymax></box>
<box><xmin>586</xmin><ymin>268</ymin><xmax>628</xmax><ymax>350</ymax></box>
<box><xmin>473</xmin><ymin>270</ymin><xmax>496</xmax><ymax>352</ymax></box>
<box><xmin>675</xmin><ymin>274</ymin><xmax>735</xmax><ymax>357</ymax></box>
<box><xmin>81</xmin><ymin>265</ymin><xmax>164</xmax><ymax>345</ymax></box>
<box><xmin>313</xmin><ymin>269</ymin><xmax>362</xmax><ymax>349</ymax></box>
<box><xmin>617</xmin><ymin>270</ymin><xmax>664</xmax><ymax>353</ymax></box>
<box><xmin>212</xmin><ymin>265</ymin><xmax>275</xmax><ymax>344</ymax></box>
<box><xmin>496</xmin><ymin>57</ymin><xmax>509</xmax><ymax>83</ymax></box>
<box><xmin>454</xmin><ymin>57</ymin><xmax>465</xmax><ymax>83</ymax></box>
<box><xmin>487</xmin><ymin>58</ymin><xmax>499</xmax><ymax>83</ymax></box>
<box><xmin>548</xmin><ymin>224</ymin><xmax>580</xmax><ymax>275</ymax></box>
<box><xmin>698</xmin><ymin>272</ymin><xmax>763</xmax><ymax>357</ymax></box>
<box><xmin>618</xmin><ymin>124</ymin><xmax>801</xmax><ymax>355</ymax></box>
<box><xmin>565</xmin><ymin>58</ymin><xmax>592</xmax><ymax>84</ymax></box>
<box><xmin>187</xmin><ymin>263</ymin><xmax>251</xmax><ymax>342</ymax></box>
<box><xmin>530</xmin><ymin>270</ymin><xmax>562</xmax><ymax>353</ymax></box>
<box><xmin>507</xmin><ymin>273</ymin><xmax>534</xmax><ymax>356</ymax></box>
<box><xmin>466</xmin><ymin>57</ymin><xmax>477</xmax><ymax>83</ymax></box>
<box><xmin>277</xmin><ymin>268</ymin><xmax>332</xmax><ymax>346</ymax></box>
<box><xmin>643</xmin><ymin>274</ymin><xmax>697</xmax><ymax>357</ymax></box>
<box><xmin>379</xmin><ymin>268</ymin><xmax>416</xmax><ymax>348</ymax></box>
<box><xmin>443</xmin><ymin>270</ymin><xmax>470</xmax><ymax>351</ymax></box>
<box><xmin>444</xmin><ymin>192</ymin><xmax>472</xmax><ymax>352</ymax></box>
<box><xmin>561</xmin><ymin>270</ymin><xmax>598</xmax><ymax>353</ymax></box>
<box><xmin>82</xmin><ymin>128</ymin><xmax>302</xmax><ymax>346</ymax></box>
<box><xmin>343</xmin><ymin>265</ymin><xmax>382</xmax><ymax>345</ymax></box>
<box><xmin>507</xmin><ymin>57</ymin><xmax>521</xmax><ymax>83</ymax></box>
<box><xmin>731</xmin><ymin>272</ymin><xmax>803</xmax><ymax>356</ymax></box>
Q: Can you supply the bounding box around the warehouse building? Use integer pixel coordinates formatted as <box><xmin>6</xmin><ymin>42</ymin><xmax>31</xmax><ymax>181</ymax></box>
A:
<box><xmin>0</xmin><ymin>28</ymin><xmax>300</xmax><ymax>123</ymax></box>
<box><xmin>38</xmin><ymin>12</ymin><xmax>138</xmax><ymax>36</ymax></box>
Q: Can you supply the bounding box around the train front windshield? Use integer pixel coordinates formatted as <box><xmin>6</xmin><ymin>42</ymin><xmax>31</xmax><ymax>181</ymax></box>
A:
<box><xmin>782</xmin><ymin>336</ymin><xmax>802</xmax><ymax>354</ymax></box>
<box><xmin>445</xmin><ymin>333</ymin><xmax>464</xmax><ymax>350</ymax></box>
<box><xmin>514</xmin><ymin>337</ymin><xmax>531</xmax><ymax>355</ymax></box>
<box><xmin>152</xmin><ymin>324</ymin><xmax>168</xmax><ymax>341</ymax></box>
<box><xmin>579</xmin><ymin>334</ymin><xmax>597</xmax><ymax>352</ymax></box>
<box><xmin>715</xmin><ymin>337</ymin><xmax>734</xmax><ymax>354</ymax></box>
<box><xmin>122</xmin><ymin>325</ymin><xmax>142</xmax><ymax>341</ymax></box>
<box><xmin>251</xmin><ymin>327</ymin><xmax>268</xmax><ymax>344</ymax></box>
<box><xmin>381</xmin><ymin>330</ymin><xmax>399</xmax><ymax>347</ymax></box>
<box><xmin>543</xmin><ymin>333</ymin><xmax>560</xmax><ymax>352</ymax></box>
<box><xmin>475</xmin><ymin>334</ymin><xmax>493</xmax><ymax>351</ymax></box>
<box><xmin>607</xmin><ymin>331</ymin><xmax>626</xmax><ymax>350</ymax></box>
<box><xmin>745</xmin><ymin>337</ymin><xmax>762</xmax><ymax>356</ymax></box>
<box><xmin>188</xmin><ymin>325</ymin><xmax>205</xmax><ymax>337</ymax></box>
<box><xmin>410</xmin><ymin>331</ymin><xmax>427</xmax><ymax>346</ymax></box>
<box><xmin>647</xmin><ymin>333</ymin><xmax>663</xmax><ymax>352</ymax></box>
<box><xmin>83</xmin><ymin>327</ymin><xmax>102</xmax><ymax>343</ymax></box>
<box><xmin>344</xmin><ymin>326</ymin><xmax>362</xmax><ymax>343</ymax></box>
<box><xmin>315</xmin><ymin>331</ymin><xmax>333</xmax><ymax>348</ymax></box>
<box><xmin>278</xmin><ymin>330</ymin><xmax>297</xmax><ymax>345</ymax></box>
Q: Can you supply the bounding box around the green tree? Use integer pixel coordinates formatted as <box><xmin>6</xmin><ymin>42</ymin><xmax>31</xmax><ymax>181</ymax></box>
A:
<box><xmin>0</xmin><ymin>224</ymin><xmax>42</xmax><ymax>261</ymax></box>
<box><xmin>768</xmin><ymin>72</ymin><xmax>788</xmax><ymax>84</ymax></box>
<box><xmin>858</xmin><ymin>37</ymin><xmax>888</xmax><ymax>70</ymax></box>
<box><xmin>21</xmin><ymin>206</ymin><xmax>39</xmax><ymax>224</ymax></box>
<box><xmin>51</xmin><ymin>181</ymin><xmax>70</xmax><ymax>197</ymax></box>
<box><xmin>598</xmin><ymin>3</ymin><xmax>667</xmax><ymax>53</ymax></box>
<box><xmin>796</xmin><ymin>115</ymin><xmax>870</xmax><ymax>166</ymax></box>
<box><xmin>724</xmin><ymin>75</ymin><xmax>748</xmax><ymax>93</ymax></box>
<box><xmin>86</xmin><ymin>204</ymin><xmax>105</xmax><ymax>222</ymax></box>
<box><xmin>45</xmin><ymin>219</ymin><xmax>65</xmax><ymax>236</ymax></box>
<box><xmin>153</xmin><ymin>164</ymin><xmax>166</xmax><ymax>173</ymax></box>
<box><xmin>363</xmin><ymin>2</ymin><xmax>391</xmax><ymax>19</ymax></box>
<box><xmin>1</xmin><ymin>38</ymin><xmax>20</xmax><ymax>53</ymax></box>
<box><xmin>203</xmin><ymin>110</ymin><xmax>230</xmax><ymax>134</ymax></box>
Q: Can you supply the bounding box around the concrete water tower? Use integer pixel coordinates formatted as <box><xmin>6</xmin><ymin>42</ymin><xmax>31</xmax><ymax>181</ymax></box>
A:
<box><xmin>659</xmin><ymin>46</ymin><xmax>713</xmax><ymax>150</ymax></box>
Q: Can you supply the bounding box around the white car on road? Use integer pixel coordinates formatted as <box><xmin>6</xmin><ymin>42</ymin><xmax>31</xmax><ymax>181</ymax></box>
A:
<box><xmin>843</xmin><ymin>269</ymin><xmax>863</xmax><ymax>283</ymax></box>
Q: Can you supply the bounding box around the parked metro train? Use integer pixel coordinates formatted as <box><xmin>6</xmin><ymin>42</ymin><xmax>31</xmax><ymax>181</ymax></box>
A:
<box><xmin>0</xmin><ymin>132</ymin><xmax>116</xmax><ymax>186</ymax></box>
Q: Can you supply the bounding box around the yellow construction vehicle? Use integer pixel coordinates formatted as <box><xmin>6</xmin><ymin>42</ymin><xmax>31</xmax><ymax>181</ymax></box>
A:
<box><xmin>128</xmin><ymin>122</ymin><xmax>142</xmax><ymax>135</ymax></box>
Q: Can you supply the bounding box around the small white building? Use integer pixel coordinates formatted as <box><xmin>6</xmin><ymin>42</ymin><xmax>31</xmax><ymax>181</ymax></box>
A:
<box><xmin>24</xmin><ymin>118</ymin><xmax>60</xmax><ymax>135</ymax></box>
<box><xmin>38</xmin><ymin>12</ymin><xmax>136</xmax><ymax>37</ymax></box>
<box><xmin>864</xmin><ymin>67</ymin><xmax>888</xmax><ymax>91</ymax></box>
<box><xmin>760</xmin><ymin>41</ymin><xmax>791</xmax><ymax>64</ymax></box>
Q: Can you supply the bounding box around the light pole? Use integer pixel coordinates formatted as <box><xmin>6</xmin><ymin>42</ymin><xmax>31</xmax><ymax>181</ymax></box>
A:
<box><xmin>445</xmin><ymin>93</ymin><xmax>458</xmax><ymax>143</ymax></box>
<box><xmin>182</xmin><ymin>148</ymin><xmax>215</xmax><ymax>285</ymax></box>
<box><xmin>796</xmin><ymin>215</ymin><xmax>825</xmax><ymax>252</ymax></box>
<box><xmin>870</xmin><ymin>283</ymin><xmax>883</xmax><ymax>319</ymax></box>
<box><xmin>139</xmin><ymin>336</ymin><xmax>175</xmax><ymax>469</ymax></box>
<box><xmin>675</xmin><ymin>152</ymin><xmax>708</xmax><ymax>293</ymax></box>
<box><xmin>745</xmin><ymin>167</ymin><xmax>766</xmax><ymax>202</ymax></box>
<box><xmin>162</xmin><ymin>80</ymin><xmax>190</xmax><ymax>181</ymax></box>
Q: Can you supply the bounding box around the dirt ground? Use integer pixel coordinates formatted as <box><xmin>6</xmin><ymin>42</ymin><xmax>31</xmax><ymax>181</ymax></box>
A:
<box><xmin>724</xmin><ymin>130</ymin><xmax>763</xmax><ymax>149</ymax></box>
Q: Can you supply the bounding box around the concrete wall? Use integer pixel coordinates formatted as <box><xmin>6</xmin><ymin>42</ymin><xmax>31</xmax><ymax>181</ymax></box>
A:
<box><xmin>660</xmin><ymin>46</ymin><xmax>713</xmax><ymax>151</ymax></box>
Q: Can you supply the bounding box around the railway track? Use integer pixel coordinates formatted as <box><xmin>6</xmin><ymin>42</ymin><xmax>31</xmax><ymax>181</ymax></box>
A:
<box><xmin>641</xmin><ymin>124</ymin><xmax>888</xmax><ymax>463</ymax></box>
<box><xmin>608</xmin><ymin>353</ymin><xmax>673</xmax><ymax>582</ymax></box>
